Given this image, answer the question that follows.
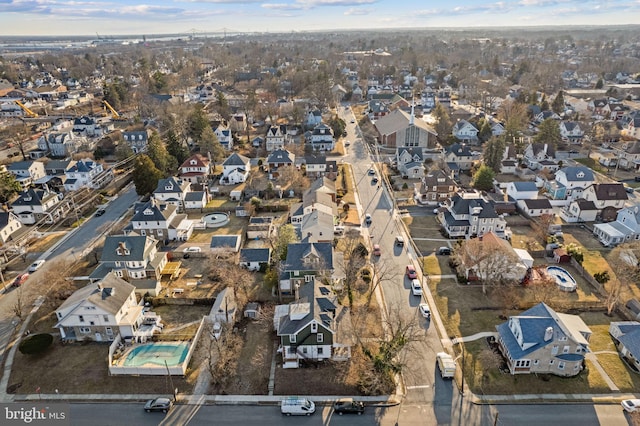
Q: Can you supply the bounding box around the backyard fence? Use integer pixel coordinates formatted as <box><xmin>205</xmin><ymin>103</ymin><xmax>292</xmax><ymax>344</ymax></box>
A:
<box><xmin>569</xmin><ymin>258</ymin><xmax>607</xmax><ymax>297</ymax></box>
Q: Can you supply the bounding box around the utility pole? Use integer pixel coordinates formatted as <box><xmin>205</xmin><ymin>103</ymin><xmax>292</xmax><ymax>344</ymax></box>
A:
<box><xmin>164</xmin><ymin>360</ymin><xmax>177</xmax><ymax>401</ymax></box>
<box><xmin>493</xmin><ymin>411</ymin><xmax>499</xmax><ymax>426</ymax></box>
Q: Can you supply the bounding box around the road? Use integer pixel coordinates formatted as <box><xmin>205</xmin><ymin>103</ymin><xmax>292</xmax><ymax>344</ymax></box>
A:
<box><xmin>67</xmin><ymin>402</ymin><xmax>630</xmax><ymax>426</ymax></box>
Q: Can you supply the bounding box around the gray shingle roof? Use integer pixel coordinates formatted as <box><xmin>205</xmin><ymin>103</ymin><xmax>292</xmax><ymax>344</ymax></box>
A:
<box><xmin>559</xmin><ymin>166</ymin><xmax>594</xmax><ymax>182</ymax></box>
<box><xmin>239</xmin><ymin>248</ymin><xmax>271</xmax><ymax>263</ymax></box>
<box><xmin>284</xmin><ymin>242</ymin><xmax>333</xmax><ymax>271</ymax></box>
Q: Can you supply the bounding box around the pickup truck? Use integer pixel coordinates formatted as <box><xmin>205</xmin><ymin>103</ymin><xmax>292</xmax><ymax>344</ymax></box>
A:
<box><xmin>436</xmin><ymin>352</ymin><xmax>456</xmax><ymax>379</ymax></box>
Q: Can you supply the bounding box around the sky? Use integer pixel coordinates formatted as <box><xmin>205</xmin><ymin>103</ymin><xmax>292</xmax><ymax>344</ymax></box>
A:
<box><xmin>0</xmin><ymin>0</ymin><xmax>638</xmax><ymax>37</ymax></box>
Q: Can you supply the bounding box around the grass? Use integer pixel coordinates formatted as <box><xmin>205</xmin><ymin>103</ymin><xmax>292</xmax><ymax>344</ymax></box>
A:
<box><xmin>596</xmin><ymin>352</ymin><xmax>640</xmax><ymax>392</ymax></box>
<box><xmin>338</xmin><ymin>163</ymin><xmax>356</xmax><ymax>205</ymax></box>
<box><xmin>574</xmin><ymin>157</ymin><xmax>608</xmax><ymax>174</ymax></box>
<box><xmin>153</xmin><ymin>305</ymin><xmax>211</xmax><ymax>331</ymax></box>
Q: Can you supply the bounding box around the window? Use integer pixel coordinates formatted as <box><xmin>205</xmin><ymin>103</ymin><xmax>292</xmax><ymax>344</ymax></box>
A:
<box><xmin>290</xmin><ymin>334</ymin><xmax>296</xmax><ymax>343</ymax></box>
<box><xmin>551</xmin><ymin>345</ymin><xmax>559</xmax><ymax>355</ymax></box>
<box><xmin>317</xmin><ymin>347</ymin><xmax>323</xmax><ymax>355</ymax></box>
<box><xmin>304</xmin><ymin>275</ymin><xmax>313</xmax><ymax>283</ymax></box>
<box><xmin>533</xmin><ymin>359</ymin><xmax>539</xmax><ymax>365</ymax></box>
<box><xmin>302</xmin><ymin>347</ymin><xmax>307</xmax><ymax>354</ymax></box>
<box><xmin>549</xmin><ymin>359</ymin><xmax>554</xmax><ymax>365</ymax></box>
<box><xmin>558</xmin><ymin>361</ymin><xmax>565</xmax><ymax>370</ymax></box>
<box><xmin>317</xmin><ymin>333</ymin><xmax>324</xmax><ymax>343</ymax></box>
<box><xmin>89</xmin><ymin>321</ymin><xmax>95</xmax><ymax>326</ymax></box>
<box><xmin>78</xmin><ymin>315</ymin><xmax>84</xmax><ymax>323</ymax></box>
<box><xmin>105</xmin><ymin>327</ymin><xmax>113</xmax><ymax>335</ymax></box>
<box><xmin>563</xmin><ymin>346</ymin><xmax>570</xmax><ymax>354</ymax></box>
<box><xmin>103</xmin><ymin>315</ymin><xmax>109</xmax><ymax>322</ymax></box>
<box><xmin>79</xmin><ymin>327</ymin><xmax>90</xmax><ymax>334</ymax></box>
<box><xmin>311</xmin><ymin>322</ymin><xmax>317</xmax><ymax>333</ymax></box>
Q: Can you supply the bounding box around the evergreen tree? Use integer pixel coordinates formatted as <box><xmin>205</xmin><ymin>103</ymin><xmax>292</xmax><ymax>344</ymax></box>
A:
<box><xmin>0</xmin><ymin>173</ymin><xmax>22</xmax><ymax>203</ymax></box>
<box><xmin>552</xmin><ymin>91</ymin><xmax>565</xmax><ymax>115</ymax></box>
<box><xmin>146</xmin><ymin>132</ymin><xmax>170</xmax><ymax>174</ymax></box>
<box><xmin>534</xmin><ymin>118</ymin><xmax>562</xmax><ymax>148</ymax></box>
<box><xmin>433</xmin><ymin>103</ymin><xmax>453</xmax><ymax>146</ymax></box>
<box><xmin>477</xmin><ymin>118</ymin><xmax>493</xmax><ymax>143</ymax></box>
<box><xmin>166</xmin><ymin>129</ymin><xmax>189</xmax><ymax>166</ymax></box>
<box><xmin>595</xmin><ymin>78</ymin><xmax>604</xmax><ymax>89</ymax></box>
<box><xmin>132</xmin><ymin>155</ymin><xmax>163</xmax><ymax>196</ymax></box>
<box><xmin>199</xmin><ymin>126</ymin><xmax>225</xmax><ymax>165</ymax></box>
<box><xmin>483</xmin><ymin>137</ymin><xmax>507</xmax><ymax>173</ymax></box>
<box><xmin>187</xmin><ymin>105</ymin><xmax>210</xmax><ymax>145</ymax></box>
<box><xmin>472</xmin><ymin>164</ymin><xmax>495</xmax><ymax>191</ymax></box>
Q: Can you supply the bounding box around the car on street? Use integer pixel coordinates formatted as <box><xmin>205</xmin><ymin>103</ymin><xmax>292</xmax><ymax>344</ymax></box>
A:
<box><xmin>350</xmin><ymin>119</ymin><xmax>355</xmax><ymax>124</ymax></box>
<box><xmin>95</xmin><ymin>208</ymin><xmax>106</xmax><ymax>217</ymax></box>
<box><xmin>183</xmin><ymin>246</ymin><xmax>202</xmax><ymax>253</ymax></box>
<box><xmin>372</xmin><ymin>177</ymin><xmax>379</xmax><ymax>184</ymax></box>
<box><xmin>405</xmin><ymin>265</ymin><xmax>417</xmax><ymax>279</ymax></box>
<box><xmin>364</xmin><ymin>213</ymin><xmax>372</xmax><ymax>225</ymax></box>
<box><xmin>372</xmin><ymin>244</ymin><xmax>381</xmax><ymax>256</ymax></box>
<box><xmin>419</xmin><ymin>303</ymin><xmax>431</xmax><ymax>318</ymax></box>
<box><xmin>635</xmin><ymin>176</ymin><xmax>640</xmax><ymax>182</ymax></box>
<box><xmin>12</xmin><ymin>273</ymin><xmax>29</xmax><ymax>287</ymax></box>
<box><xmin>344</xmin><ymin>141</ymin><xmax>350</xmax><ymax>146</ymax></box>
<box><xmin>333</xmin><ymin>399</ymin><xmax>365</xmax><ymax>415</ymax></box>
<box><xmin>395</xmin><ymin>235</ymin><xmax>405</xmax><ymax>246</ymax></box>
<box><xmin>368</xmin><ymin>168</ymin><xmax>375</xmax><ymax>175</ymax></box>
<box><xmin>28</xmin><ymin>260</ymin><xmax>46</xmax><ymax>272</ymax></box>
<box><xmin>410</xmin><ymin>278</ymin><xmax>423</xmax><ymax>296</ymax></box>
<box><xmin>622</xmin><ymin>399</ymin><xmax>640</xmax><ymax>413</ymax></box>
<box><xmin>144</xmin><ymin>397</ymin><xmax>173</xmax><ymax>413</ymax></box>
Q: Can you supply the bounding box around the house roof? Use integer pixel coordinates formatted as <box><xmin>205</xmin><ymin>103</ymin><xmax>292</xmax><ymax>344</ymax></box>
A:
<box><xmin>612</xmin><ymin>322</ymin><xmax>640</xmax><ymax>358</ymax></box>
<box><xmin>56</xmin><ymin>272</ymin><xmax>135</xmax><ymax>316</ymax></box>
<box><xmin>306</xmin><ymin>176</ymin><xmax>336</xmax><ymax>196</ymax></box>
<box><xmin>184</xmin><ymin>191</ymin><xmax>205</xmax><ymax>202</ymax></box>
<box><xmin>131</xmin><ymin>200</ymin><xmax>176</xmax><ymax>222</ymax></box>
<box><xmin>559</xmin><ymin>166</ymin><xmax>594</xmax><ymax>182</ymax></box>
<box><xmin>450</xmin><ymin>193</ymin><xmax>499</xmax><ymax>219</ymax></box>
<box><xmin>10</xmin><ymin>188</ymin><xmax>58</xmax><ymax>208</ymax></box>
<box><xmin>422</xmin><ymin>169</ymin><xmax>455</xmax><ymax>187</ymax></box>
<box><xmin>305</xmin><ymin>154</ymin><xmax>326</xmax><ymax>165</ymax></box>
<box><xmin>512</xmin><ymin>181</ymin><xmax>538</xmax><ymax>192</ymax></box>
<box><xmin>223</xmin><ymin>152</ymin><xmax>250</xmax><ymax>166</ymax></box>
<box><xmin>591</xmin><ymin>183</ymin><xmax>628</xmax><ymax>201</ymax></box>
<box><xmin>180</xmin><ymin>154</ymin><xmax>209</xmax><ymax>169</ymax></box>
<box><xmin>239</xmin><ymin>248</ymin><xmax>271</xmax><ymax>263</ymax></box>
<box><xmin>575</xmin><ymin>199</ymin><xmax>598</xmax><ymax>211</ymax></box>
<box><xmin>522</xmin><ymin>198</ymin><xmax>553</xmax><ymax>209</ymax></box>
<box><xmin>266</xmin><ymin>149</ymin><xmax>294</xmax><ymax>164</ymax></box>
<box><xmin>209</xmin><ymin>235</ymin><xmax>241</xmax><ymax>250</ymax></box>
<box><xmin>100</xmin><ymin>234</ymin><xmax>156</xmax><ymax>262</ymax></box>
<box><xmin>285</xmin><ymin>242</ymin><xmax>334</xmax><ymax>271</ymax></box>
<box><xmin>446</xmin><ymin>143</ymin><xmax>474</xmax><ymax>158</ymax></box>
<box><xmin>154</xmin><ymin>176</ymin><xmax>189</xmax><ymax>194</ymax></box>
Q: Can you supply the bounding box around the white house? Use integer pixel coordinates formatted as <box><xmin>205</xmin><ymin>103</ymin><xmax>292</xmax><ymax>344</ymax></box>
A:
<box><xmin>0</xmin><ymin>211</ymin><xmax>23</xmax><ymax>243</ymax></box>
<box><xmin>6</xmin><ymin>161</ymin><xmax>46</xmax><ymax>190</ymax></box>
<box><xmin>308</xmin><ymin>123</ymin><xmax>335</xmax><ymax>151</ymax></box>
<box><xmin>221</xmin><ymin>153</ymin><xmax>250</xmax><ymax>185</ymax></box>
<box><xmin>63</xmin><ymin>159</ymin><xmax>106</xmax><ymax>191</ymax></box>
<box><xmin>593</xmin><ymin>204</ymin><xmax>640</xmax><ymax>247</ymax></box>
<box><xmin>452</xmin><ymin>119</ymin><xmax>479</xmax><ymax>144</ymax></box>
<box><xmin>213</xmin><ymin>124</ymin><xmax>233</xmax><ymax>151</ymax></box>
<box><xmin>517</xmin><ymin>198</ymin><xmax>554</xmax><ymax>217</ymax></box>
<box><xmin>152</xmin><ymin>177</ymin><xmax>191</xmax><ymax>210</ymax></box>
<box><xmin>559</xmin><ymin>121</ymin><xmax>584</xmax><ymax>144</ymax></box>
<box><xmin>37</xmin><ymin>131</ymin><xmax>86</xmax><ymax>157</ymax></box>
<box><xmin>506</xmin><ymin>181</ymin><xmax>538</xmax><ymax>201</ymax></box>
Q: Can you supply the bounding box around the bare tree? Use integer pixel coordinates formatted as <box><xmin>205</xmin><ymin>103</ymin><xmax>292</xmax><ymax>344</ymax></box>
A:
<box><xmin>12</xmin><ymin>287</ymin><xmax>25</xmax><ymax>321</ymax></box>
<box><xmin>276</xmin><ymin>165</ymin><xmax>309</xmax><ymax>196</ymax></box>
<box><xmin>338</xmin><ymin>230</ymin><xmax>369</xmax><ymax>308</ymax></box>
<box><xmin>604</xmin><ymin>242</ymin><xmax>639</xmax><ymax>315</ymax></box>
<box><xmin>204</xmin><ymin>321</ymin><xmax>243</xmax><ymax>390</ymax></box>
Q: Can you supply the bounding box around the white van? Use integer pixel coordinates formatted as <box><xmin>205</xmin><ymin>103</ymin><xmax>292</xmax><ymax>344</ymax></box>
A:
<box><xmin>280</xmin><ymin>397</ymin><xmax>316</xmax><ymax>416</ymax></box>
<box><xmin>436</xmin><ymin>352</ymin><xmax>456</xmax><ymax>379</ymax></box>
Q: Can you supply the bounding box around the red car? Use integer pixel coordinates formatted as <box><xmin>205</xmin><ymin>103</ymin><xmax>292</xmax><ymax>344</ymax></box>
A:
<box><xmin>405</xmin><ymin>265</ymin><xmax>417</xmax><ymax>279</ymax></box>
<box><xmin>12</xmin><ymin>273</ymin><xmax>29</xmax><ymax>287</ymax></box>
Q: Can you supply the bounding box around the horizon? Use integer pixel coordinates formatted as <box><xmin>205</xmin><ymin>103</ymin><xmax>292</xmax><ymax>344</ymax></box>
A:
<box><xmin>1</xmin><ymin>0</ymin><xmax>639</xmax><ymax>37</ymax></box>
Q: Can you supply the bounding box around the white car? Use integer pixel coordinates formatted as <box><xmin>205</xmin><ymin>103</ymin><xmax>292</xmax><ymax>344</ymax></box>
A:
<box><xmin>27</xmin><ymin>260</ymin><xmax>46</xmax><ymax>272</ymax></box>
<box><xmin>622</xmin><ymin>399</ymin><xmax>640</xmax><ymax>412</ymax></box>
<box><xmin>183</xmin><ymin>246</ymin><xmax>202</xmax><ymax>253</ymax></box>
<box><xmin>410</xmin><ymin>279</ymin><xmax>423</xmax><ymax>296</ymax></box>
<box><xmin>418</xmin><ymin>303</ymin><xmax>431</xmax><ymax>318</ymax></box>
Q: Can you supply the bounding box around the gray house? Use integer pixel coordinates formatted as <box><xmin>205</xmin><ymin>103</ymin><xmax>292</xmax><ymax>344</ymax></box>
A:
<box><xmin>496</xmin><ymin>302</ymin><xmax>591</xmax><ymax>377</ymax></box>
<box><xmin>239</xmin><ymin>248</ymin><xmax>271</xmax><ymax>271</ymax></box>
<box><xmin>609</xmin><ymin>321</ymin><xmax>640</xmax><ymax>373</ymax></box>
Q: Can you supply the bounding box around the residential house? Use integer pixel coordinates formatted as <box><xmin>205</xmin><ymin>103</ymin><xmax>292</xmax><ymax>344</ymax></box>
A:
<box><xmin>229</xmin><ymin>113</ymin><xmax>247</xmax><ymax>133</ymax></box>
<box><xmin>616</xmin><ymin>140</ymin><xmax>640</xmax><ymax>171</ymax></box>
<box><xmin>265</xmin><ymin>124</ymin><xmax>290</xmax><ymax>152</ymax></box>
<box><xmin>523</xmin><ymin>143</ymin><xmax>556</xmax><ymax>170</ymax></box>
<box><xmin>589</xmin><ymin>98</ymin><xmax>610</xmax><ymax>118</ymax></box>
<box><xmin>414</xmin><ymin>170</ymin><xmax>457</xmax><ymax>205</ymax></box>
<box><xmin>452</xmin><ymin>119</ymin><xmax>479</xmax><ymax>144</ymax></box>
<box><xmin>444</xmin><ymin>143</ymin><xmax>476</xmax><ymax>171</ymax></box>
<box><xmin>300</xmin><ymin>210</ymin><xmax>334</xmax><ymax>243</ymax></box>
<box><xmin>495</xmin><ymin>302</ymin><xmax>591</xmax><ymax>377</ymax></box>
<box><xmin>37</xmin><ymin>131</ymin><xmax>86</xmax><ymax>157</ymax></box>
<box><xmin>6</xmin><ymin>160</ymin><xmax>46</xmax><ymax>189</ymax></box>
<box><xmin>64</xmin><ymin>159</ymin><xmax>109</xmax><ymax>191</ymax></box>
<box><xmin>266</xmin><ymin>149</ymin><xmax>295</xmax><ymax>179</ymax></box>
<box><xmin>72</xmin><ymin>116</ymin><xmax>101</xmax><ymax>137</ymax></box>
<box><xmin>305</xmin><ymin>154</ymin><xmax>329</xmax><ymax>179</ymax></box>
<box><xmin>501</xmin><ymin>159</ymin><xmax>518</xmax><ymax>175</ymax></box>
<box><xmin>10</xmin><ymin>188</ymin><xmax>62</xmax><ymax>225</ymax></box>
<box><xmin>0</xmin><ymin>211</ymin><xmax>23</xmax><ymax>244</ymax></box>
<box><xmin>582</xmin><ymin>183</ymin><xmax>628</xmax><ymax>219</ymax></box>
<box><xmin>304</xmin><ymin>177</ymin><xmax>336</xmax><ymax>203</ymax></box>
<box><xmin>275</xmin><ymin>278</ymin><xmax>352</xmax><ymax>368</ymax></box>
<box><xmin>396</xmin><ymin>147</ymin><xmax>425</xmax><ymax>179</ymax></box>
<box><xmin>122</xmin><ymin>130</ymin><xmax>150</xmax><ymax>154</ymax></box>
<box><xmin>280</xmin><ymin>242</ymin><xmax>335</xmax><ymax>296</ymax></box>
<box><xmin>609</xmin><ymin>321</ymin><xmax>640</xmax><ymax>373</ymax></box>
<box><xmin>367</xmin><ymin>99</ymin><xmax>390</xmax><ymax>120</ymax></box>
<box><xmin>491</xmin><ymin>122</ymin><xmax>505</xmax><ymax>137</ymax></box>
<box><xmin>221</xmin><ymin>153</ymin><xmax>250</xmax><ymax>185</ymax></box>
<box><xmin>239</xmin><ymin>248</ymin><xmax>271</xmax><ymax>272</ymax></box>
<box><xmin>559</xmin><ymin>121</ymin><xmax>584</xmax><ymax>144</ymax></box>
<box><xmin>152</xmin><ymin>177</ymin><xmax>191</xmax><ymax>210</ymax></box>
<box><xmin>593</xmin><ymin>204</ymin><xmax>640</xmax><ymax>247</ymax></box>
<box><xmin>129</xmin><ymin>199</ymin><xmax>194</xmax><ymax>242</ymax></box>
<box><xmin>374</xmin><ymin>108</ymin><xmax>437</xmax><ymax>149</ymax></box>
<box><xmin>209</xmin><ymin>235</ymin><xmax>241</xmax><ymax>253</ymax></box>
<box><xmin>621</xmin><ymin>118</ymin><xmax>640</xmax><ymax>141</ymax></box>
<box><xmin>506</xmin><ymin>181</ymin><xmax>538</xmax><ymax>201</ymax></box>
<box><xmin>213</xmin><ymin>124</ymin><xmax>233</xmax><ymax>151</ymax></box>
<box><xmin>179</xmin><ymin>154</ymin><xmax>210</xmax><ymax>184</ymax></box>
<box><xmin>438</xmin><ymin>191</ymin><xmax>510</xmax><ymax>239</ymax></box>
<box><xmin>308</xmin><ymin>123</ymin><xmax>334</xmax><ymax>151</ymax></box>
<box><xmin>544</xmin><ymin>166</ymin><xmax>595</xmax><ymax>200</ymax></box>
<box><xmin>306</xmin><ymin>109</ymin><xmax>323</xmax><ymax>127</ymax></box>
<box><xmin>459</xmin><ymin>232</ymin><xmax>528</xmax><ymax>283</ymax></box>
<box><xmin>88</xmin><ymin>234</ymin><xmax>166</xmax><ymax>296</ymax></box>
<box><xmin>533</xmin><ymin>110</ymin><xmax>561</xmax><ymax>124</ymax></box>
<box><xmin>517</xmin><ymin>198</ymin><xmax>554</xmax><ymax>218</ymax></box>
<box><xmin>560</xmin><ymin>199</ymin><xmax>599</xmax><ymax>223</ymax></box>
<box><xmin>55</xmin><ymin>272</ymin><xmax>162</xmax><ymax>343</ymax></box>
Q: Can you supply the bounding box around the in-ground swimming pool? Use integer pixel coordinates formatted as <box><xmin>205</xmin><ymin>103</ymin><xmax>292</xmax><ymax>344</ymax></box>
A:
<box><xmin>202</xmin><ymin>212</ymin><xmax>230</xmax><ymax>228</ymax></box>
<box><xmin>122</xmin><ymin>342</ymin><xmax>189</xmax><ymax>367</ymax></box>
<box><xmin>546</xmin><ymin>266</ymin><xmax>577</xmax><ymax>292</ymax></box>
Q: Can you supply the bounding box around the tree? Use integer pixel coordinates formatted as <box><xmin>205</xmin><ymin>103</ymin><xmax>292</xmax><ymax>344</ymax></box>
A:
<box><xmin>432</xmin><ymin>103</ymin><xmax>453</xmax><ymax>145</ymax></box>
<box><xmin>604</xmin><ymin>242</ymin><xmax>640</xmax><ymax>315</ymax></box>
<box><xmin>166</xmin><ymin>129</ymin><xmax>189</xmax><ymax>166</ymax></box>
<box><xmin>530</xmin><ymin>214</ymin><xmax>556</xmax><ymax>245</ymax></box>
<box><xmin>276</xmin><ymin>165</ymin><xmax>309</xmax><ymax>196</ymax></box>
<box><xmin>595</xmin><ymin>78</ymin><xmax>604</xmax><ymax>89</ymax></box>
<box><xmin>132</xmin><ymin>154</ymin><xmax>163</xmax><ymax>196</ymax></box>
<box><xmin>477</xmin><ymin>118</ymin><xmax>493</xmax><ymax>143</ymax></box>
<box><xmin>552</xmin><ymin>91</ymin><xmax>565</xmax><ymax>115</ymax></box>
<box><xmin>534</xmin><ymin>118</ymin><xmax>562</xmax><ymax>148</ymax></box>
<box><xmin>115</xmin><ymin>143</ymin><xmax>134</xmax><ymax>161</ymax></box>
<box><xmin>199</xmin><ymin>126</ymin><xmax>225</xmax><ymax>165</ymax></box>
<box><xmin>187</xmin><ymin>105</ymin><xmax>210</xmax><ymax>144</ymax></box>
<box><xmin>0</xmin><ymin>173</ymin><xmax>22</xmax><ymax>203</ymax></box>
<box><xmin>205</xmin><ymin>321</ymin><xmax>242</xmax><ymax>390</ymax></box>
<box><xmin>483</xmin><ymin>137</ymin><xmax>506</xmax><ymax>173</ymax></box>
<box><xmin>471</xmin><ymin>164</ymin><xmax>495</xmax><ymax>191</ymax></box>
<box><xmin>497</xmin><ymin>99</ymin><xmax>528</xmax><ymax>151</ymax></box>
<box><xmin>270</xmin><ymin>224</ymin><xmax>298</xmax><ymax>262</ymax></box>
<box><xmin>18</xmin><ymin>333</ymin><xmax>53</xmax><ymax>355</ymax></box>
<box><xmin>339</xmin><ymin>230</ymin><xmax>369</xmax><ymax>308</ymax></box>
<box><xmin>146</xmin><ymin>132</ymin><xmax>171</xmax><ymax>175</ymax></box>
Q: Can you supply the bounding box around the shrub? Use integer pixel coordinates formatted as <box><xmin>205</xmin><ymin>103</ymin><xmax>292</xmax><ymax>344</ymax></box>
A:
<box><xmin>18</xmin><ymin>333</ymin><xmax>53</xmax><ymax>355</ymax></box>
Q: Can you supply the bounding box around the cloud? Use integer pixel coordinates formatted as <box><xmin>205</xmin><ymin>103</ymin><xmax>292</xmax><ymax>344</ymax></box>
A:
<box><xmin>344</xmin><ymin>6</ymin><xmax>370</xmax><ymax>15</ymax></box>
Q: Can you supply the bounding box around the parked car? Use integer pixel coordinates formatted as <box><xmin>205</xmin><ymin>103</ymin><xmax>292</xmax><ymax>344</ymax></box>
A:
<box><xmin>437</xmin><ymin>247</ymin><xmax>451</xmax><ymax>255</ymax></box>
<box><xmin>410</xmin><ymin>279</ymin><xmax>423</xmax><ymax>296</ymax></box>
<box><xmin>183</xmin><ymin>246</ymin><xmax>201</xmax><ymax>253</ymax></box>
<box><xmin>281</xmin><ymin>397</ymin><xmax>315</xmax><ymax>416</ymax></box>
<box><xmin>344</xmin><ymin>141</ymin><xmax>350</xmax><ymax>146</ymax></box>
<box><xmin>333</xmin><ymin>399</ymin><xmax>365</xmax><ymax>415</ymax></box>
<box><xmin>419</xmin><ymin>303</ymin><xmax>431</xmax><ymax>319</ymax></box>
<box><xmin>95</xmin><ymin>208</ymin><xmax>106</xmax><ymax>217</ymax></box>
<box><xmin>368</xmin><ymin>168</ymin><xmax>375</xmax><ymax>175</ymax></box>
<box><xmin>144</xmin><ymin>397</ymin><xmax>173</xmax><ymax>413</ymax></box>
<box><xmin>364</xmin><ymin>214</ymin><xmax>372</xmax><ymax>225</ymax></box>
<box><xmin>635</xmin><ymin>176</ymin><xmax>640</xmax><ymax>182</ymax></box>
<box><xmin>622</xmin><ymin>399</ymin><xmax>640</xmax><ymax>413</ymax></box>
<box><xmin>372</xmin><ymin>244</ymin><xmax>381</xmax><ymax>256</ymax></box>
<box><xmin>405</xmin><ymin>265</ymin><xmax>417</xmax><ymax>279</ymax></box>
<box><xmin>27</xmin><ymin>260</ymin><xmax>46</xmax><ymax>272</ymax></box>
<box><xmin>395</xmin><ymin>236</ymin><xmax>405</xmax><ymax>246</ymax></box>
<box><xmin>12</xmin><ymin>273</ymin><xmax>29</xmax><ymax>287</ymax></box>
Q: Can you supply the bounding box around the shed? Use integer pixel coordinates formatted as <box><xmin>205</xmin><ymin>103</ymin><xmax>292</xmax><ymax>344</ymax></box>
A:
<box><xmin>244</xmin><ymin>302</ymin><xmax>261</xmax><ymax>319</ymax></box>
<box><xmin>626</xmin><ymin>299</ymin><xmax>640</xmax><ymax>321</ymax></box>
<box><xmin>553</xmin><ymin>248</ymin><xmax>570</xmax><ymax>263</ymax></box>
<box><xmin>210</xmin><ymin>287</ymin><xmax>236</xmax><ymax>324</ymax></box>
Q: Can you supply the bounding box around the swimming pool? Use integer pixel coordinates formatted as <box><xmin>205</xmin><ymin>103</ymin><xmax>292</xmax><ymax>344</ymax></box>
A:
<box><xmin>122</xmin><ymin>342</ymin><xmax>189</xmax><ymax>367</ymax></box>
<box><xmin>547</xmin><ymin>266</ymin><xmax>577</xmax><ymax>292</ymax></box>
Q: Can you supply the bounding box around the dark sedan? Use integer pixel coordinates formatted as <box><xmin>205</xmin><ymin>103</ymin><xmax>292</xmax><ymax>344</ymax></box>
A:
<box><xmin>333</xmin><ymin>399</ymin><xmax>365</xmax><ymax>415</ymax></box>
<box><xmin>144</xmin><ymin>397</ymin><xmax>173</xmax><ymax>413</ymax></box>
